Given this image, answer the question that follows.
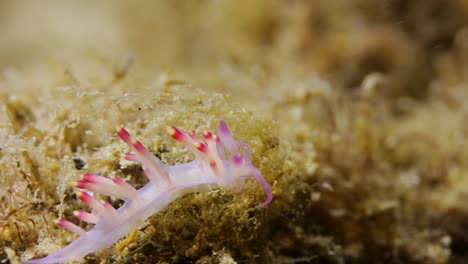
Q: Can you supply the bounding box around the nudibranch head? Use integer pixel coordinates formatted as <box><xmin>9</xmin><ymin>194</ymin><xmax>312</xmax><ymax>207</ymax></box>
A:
<box><xmin>167</xmin><ymin>120</ymin><xmax>273</xmax><ymax>207</ymax></box>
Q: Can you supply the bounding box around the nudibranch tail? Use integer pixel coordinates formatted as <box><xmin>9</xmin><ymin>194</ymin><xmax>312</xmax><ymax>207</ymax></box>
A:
<box><xmin>23</xmin><ymin>120</ymin><xmax>272</xmax><ymax>264</ymax></box>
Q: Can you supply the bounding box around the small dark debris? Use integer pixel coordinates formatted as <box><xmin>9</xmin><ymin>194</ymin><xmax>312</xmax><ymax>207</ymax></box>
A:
<box><xmin>72</xmin><ymin>155</ymin><xmax>86</xmax><ymax>170</ymax></box>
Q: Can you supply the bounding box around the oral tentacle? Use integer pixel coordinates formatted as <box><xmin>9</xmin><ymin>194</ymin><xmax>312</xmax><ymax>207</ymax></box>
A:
<box><xmin>242</xmin><ymin>168</ymin><xmax>273</xmax><ymax>208</ymax></box>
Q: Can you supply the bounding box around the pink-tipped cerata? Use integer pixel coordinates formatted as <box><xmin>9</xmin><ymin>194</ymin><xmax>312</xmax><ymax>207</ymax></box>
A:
<box><xmin>218</xmin><ymin>120</ymin><xmax>238</xmax><ymax>153</ymax></box>
<box><xmin>24</xmin><ymin>120</ymin><xmax>272</xmax><ymax>264</ymax></box>
<box><xmin>73</xmin><ymin>210</ymin><xmax>99</xmax><ymax>224</ymax></box>
<box><xmin>124</xmin><ymin>152</ymin><xmax>138</xmax><ymax>161</ymax></box>
<box><xmin>111</xmin><ymin>176</ymin><xmax>140</xmax><ymax>199</ymax></box>
<box><xmin>56</xmin><ymin>219</ymin><xmax>85</xmax><ymax>236</ymax></box>
<box><xmin>166</xmin><ymin>126</ymin><xmax>185</xmax><ymax>142</ymax></box>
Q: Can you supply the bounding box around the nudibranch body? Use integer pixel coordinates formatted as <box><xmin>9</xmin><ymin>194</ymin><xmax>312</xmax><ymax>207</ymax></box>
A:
<box><xmin>23</xmin><ymin>120</ymin><xmax>272</xmax><ymax>264</ymax></box>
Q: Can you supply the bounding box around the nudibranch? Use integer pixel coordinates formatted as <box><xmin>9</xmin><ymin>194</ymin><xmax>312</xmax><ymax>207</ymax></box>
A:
<box><xmin>23</xmin><ymin>120</ymin><xmax>272</xmax><ymax>264</ymax></box>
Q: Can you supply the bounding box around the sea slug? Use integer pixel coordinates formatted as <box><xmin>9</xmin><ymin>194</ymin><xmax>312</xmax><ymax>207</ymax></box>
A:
<box><xmin>23</xmin><ymin>120</ymin><xmax>273</xmax><ymax>263</ymax></box>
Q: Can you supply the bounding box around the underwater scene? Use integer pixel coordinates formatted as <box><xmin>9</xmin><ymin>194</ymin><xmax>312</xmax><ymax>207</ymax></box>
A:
<box><xmin>1</xmin><ymin>1</ymin><xmax>468</xmax><ymax>263</ymax></box>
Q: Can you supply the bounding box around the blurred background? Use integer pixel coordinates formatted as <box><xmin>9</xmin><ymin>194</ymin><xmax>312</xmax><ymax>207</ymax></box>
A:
<box><xmin>2</xmin><ymin>0</ymin><xmax>468</xmax><ymax>104</ymax></box>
